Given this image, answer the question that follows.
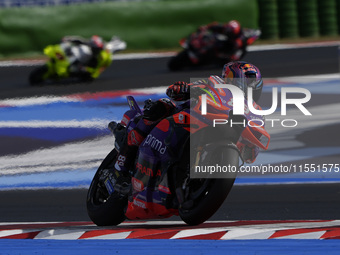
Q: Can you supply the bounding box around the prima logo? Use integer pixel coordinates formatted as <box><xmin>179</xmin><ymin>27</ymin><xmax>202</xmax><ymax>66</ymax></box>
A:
<box><xmin>143</xmin><ymin>134</ymin><xmax>167</xmax><ymax>154</ymax></box>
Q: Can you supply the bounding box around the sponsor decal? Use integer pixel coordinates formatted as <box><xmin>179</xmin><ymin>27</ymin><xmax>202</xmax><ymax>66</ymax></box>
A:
<box><xmin>143</xmin><ymin>134</ymin><xmax>167</xmax><ymax>154</ymax></box>
<box><xmin>104</xmin><ymin>178</ymin><xmax>115</xmax><ymax>195</ymax></box>
<box><xmin>158</xmin><ymin>185</ymin><xmax>171</xmax><ymax>194</ymax></box>
<box><xmin>132</xmin><ymin>177</ymin><xmax>144</xmax><ymax>192</ymax></box>
<box><xmin>121</xmin><ymin>115</ymin><xmax>130</xmax><ymax>126</ymax></box>
<box><xmin>133</xmin><ymin>199</ymin><xmax>146</xmax><ymax>209</ymax></box>
<box><xmin>136</xmin><ymin>162</ymin><xmax>161</xmax><ymax>177</ymax></box>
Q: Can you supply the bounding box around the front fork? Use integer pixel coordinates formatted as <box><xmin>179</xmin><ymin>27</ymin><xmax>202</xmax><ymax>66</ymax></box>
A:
<box><xmin>106</xmin><ymin>121</ymin><xmax>132</xmax><ymax>197</ymax></box>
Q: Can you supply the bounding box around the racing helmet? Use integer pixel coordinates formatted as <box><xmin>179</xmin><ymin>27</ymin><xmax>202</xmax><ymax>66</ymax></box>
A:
<box><xmin>90</xmin><ymin>35</ymin><xmax>104</xmax><ymax>49</ymax></box>
<box><xmin>226</xmin><ymin>20</ymin><xmax>241</xmax><ymax>35</ymax></box>
<box><xmin>222</xmin><ymin>61</ymin><xmax>263</xmax><ymax>103</ymax></box>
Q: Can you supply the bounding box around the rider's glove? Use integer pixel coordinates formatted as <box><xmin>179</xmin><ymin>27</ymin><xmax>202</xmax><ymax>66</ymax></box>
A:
<box><xmin>143</xmin><ymin>98</ymin><xmax>175</xmax><ymax>121</ymax></box>
<box><xmin>166</xmin><ymin>81</ymin><xmax>190</xmax><ymax>101</ymax></box>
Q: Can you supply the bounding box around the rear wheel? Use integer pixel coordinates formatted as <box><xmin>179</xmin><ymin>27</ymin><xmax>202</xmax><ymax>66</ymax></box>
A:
<box><xmin>168</xmin><ymin>50</ymin><xmax>192</xmax><ymax>71</ymax></box>
<box><xmin>176</xmin><ymin>145</ymin><xmax>238</xmax><ymax>225</ymax></box>
<box><xmin>86</xmin><ymin>149</ymin><xmax>127</xmax><ymax>226</ymax></box>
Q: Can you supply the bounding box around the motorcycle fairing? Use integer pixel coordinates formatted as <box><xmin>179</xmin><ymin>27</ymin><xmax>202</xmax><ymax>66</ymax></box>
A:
<box><xmin>44</xmin><ymin>44</ymin><xmax>70</xmax><ymax>78</ymax></box>
<box><xmin>125</xmin><ymin>115</ymin><xmax>190</xmax><ymax>220</ymax></box>
<box><xmin>85</xmin><ymin>49</ymin><xmax>112</xmax><ymax>79</ymax></box>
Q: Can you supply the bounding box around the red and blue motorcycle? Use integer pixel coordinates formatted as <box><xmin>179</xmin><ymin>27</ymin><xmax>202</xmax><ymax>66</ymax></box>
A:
<box><xmin>86</xmin><ymin>80</ymin><xmax>270</xmax><ymax>226</ymax></box>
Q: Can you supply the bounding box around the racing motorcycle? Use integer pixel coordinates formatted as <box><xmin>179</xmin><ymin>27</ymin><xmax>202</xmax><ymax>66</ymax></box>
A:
<box><xmin>86</xmin><ymin>81</ymin><xmax>270</xmax><ymax>226</ymax></box>
<box><xmin>29</xmin><ymin>36</ymin><xmax>126</xmax><ymax>85</ymax></box>
<box><xmin>168</xmin><ymin>28</ymin><xmax>261</xmax><ymax>71</ymax></box>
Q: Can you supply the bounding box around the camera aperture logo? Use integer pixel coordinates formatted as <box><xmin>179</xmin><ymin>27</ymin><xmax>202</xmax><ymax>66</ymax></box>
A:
<box><xmin>200</xmin><ymin>84</ymin><xmax>312</xmax><ymax>128</ymax></box>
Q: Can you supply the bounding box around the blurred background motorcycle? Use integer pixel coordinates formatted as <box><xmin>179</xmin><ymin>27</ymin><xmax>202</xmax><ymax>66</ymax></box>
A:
<box><xmin>168</xmin><ymin>20</ymin><xmax>261</xmax><ymax>71</ymax></box>
<box><xmin>29</xmin><ymin>35</ymin><xmax>127</xmax><ymax>86</ymax></box>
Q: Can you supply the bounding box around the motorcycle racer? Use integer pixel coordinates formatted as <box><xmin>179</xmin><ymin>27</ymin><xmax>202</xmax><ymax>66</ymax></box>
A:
<box><xmin>189</xmin><ymin>20</ymin><xmax>246</xmax><ymax>64</ymax></box>
<box><xmin>167</xmin><ymin>61</ymin><xmax>264</xmax><ymax>164</ymax></box>
<box><xmin>29</xmin><ymin>35</ymin><xmax>126</xmax><ymax>85</ymax></box>
<box><xmin>60</xmin><ymin>35</ymin><xmax>108</xmax><ymax>80</ymax></box>
<box><xmin>111</xmin><ymin>61</ymin><xmax>265</xmax><ymax>193</ymax></box>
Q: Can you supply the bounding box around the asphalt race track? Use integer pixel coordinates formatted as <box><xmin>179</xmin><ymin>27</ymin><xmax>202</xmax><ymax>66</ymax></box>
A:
<box><xmin>0</xmin><ymin>44</ymin><xmax>340</xmax><ymax>224</ymax></box>
<box><xmin>0</xmin><ymin>45</ymin><xmax>338</xmax><ymax>99</ymax></box>
<box><xmin>1</xmin><ymin>184</ymin><xmax>340</xmax><ymax>222</ymax></box>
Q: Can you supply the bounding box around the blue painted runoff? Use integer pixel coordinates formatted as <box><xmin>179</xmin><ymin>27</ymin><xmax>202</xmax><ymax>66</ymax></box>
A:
<box><xmin>1</xmin><ymin>239</ymin><xmax>340</xmax><ymax>255</ymax></box>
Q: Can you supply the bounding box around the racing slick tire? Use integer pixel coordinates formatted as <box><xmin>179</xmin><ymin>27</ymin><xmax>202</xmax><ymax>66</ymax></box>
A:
<box><xmin>86</xmin><ymin>149</ymin><xmax>127</xmax><ymax>226</ymax></box>
<box><xmin>177</xmin><ymin>145</ymin><xmax>238</xmax><ymax>225</ymax></box>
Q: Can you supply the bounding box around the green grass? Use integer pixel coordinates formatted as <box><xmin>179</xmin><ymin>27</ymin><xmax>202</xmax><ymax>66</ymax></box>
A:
<box><xmin>0</xmin><ymin>0</ymin><xmax>258</xmax><ymax>57</ymax></box>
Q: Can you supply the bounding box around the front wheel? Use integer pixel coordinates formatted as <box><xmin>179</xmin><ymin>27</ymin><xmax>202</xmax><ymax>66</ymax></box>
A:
<box><xmin>177</xmin><ymin>146</ymin><xmax>238</xmax><ymax>225</ymax></box>
<box><xmin>29</xmin><ymin>64</ymin><xmax>49</xmax><ymax>86</ymax></box>
<box><xmin>86</xmin><ymin>149</ymin><xmax>127</xmax><ymax>226</ymax></box>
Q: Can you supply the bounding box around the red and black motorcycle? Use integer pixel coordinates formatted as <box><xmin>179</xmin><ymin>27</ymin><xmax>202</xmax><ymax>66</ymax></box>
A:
<box><xmin>168</xmin><ymin>28</ymin><xmax>261</xmax><ymax>71</ymax></box>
